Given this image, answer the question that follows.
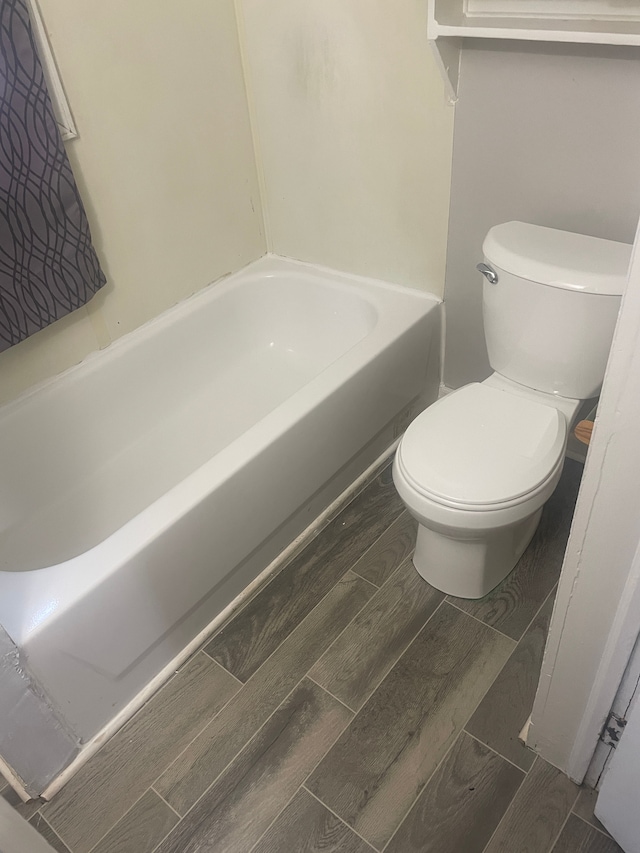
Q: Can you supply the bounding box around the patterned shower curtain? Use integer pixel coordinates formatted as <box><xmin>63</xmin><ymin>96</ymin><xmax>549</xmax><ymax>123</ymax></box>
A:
<box><xmin>0</xmin><ymin>0</ymin><xmax>105</xmax><ymax>352</ymax></box>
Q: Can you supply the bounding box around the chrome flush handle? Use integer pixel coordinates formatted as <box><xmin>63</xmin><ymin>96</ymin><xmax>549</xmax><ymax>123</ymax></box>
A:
<box><xmin>476</xmin><ymin>263</ymin><xmax>498</xmax><ymax>285</ymax></box>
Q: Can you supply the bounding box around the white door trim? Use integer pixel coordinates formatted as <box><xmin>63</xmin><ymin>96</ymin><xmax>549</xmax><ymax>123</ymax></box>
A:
<box><xmin>569</xmin><ymin>541</ymin><xmax>640</xmax><ymax>781</ymax></box>
<box><xmin>595</xmin><ymin>683</ymin><xmax>640</xmax><ymax>851</ymax></box>
<box><xmin>584</xmin><ymin>624</ymin><xmax>640</xmax><ymax>789</ymax></box>
<box><xmin>528</xmin><ymin>216</ymin><xmax>640</xmax><ymax>782</ymax></box>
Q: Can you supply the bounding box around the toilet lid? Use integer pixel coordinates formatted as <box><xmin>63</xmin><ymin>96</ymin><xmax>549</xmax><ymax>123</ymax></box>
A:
<box><xmin>397</xmin><ymin>383</ymin><xmax>566</xmax><ymax>508</ymax></box>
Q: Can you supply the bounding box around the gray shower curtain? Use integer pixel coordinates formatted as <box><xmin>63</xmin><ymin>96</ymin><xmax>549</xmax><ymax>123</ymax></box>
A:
<box><xmin>0</xmin><ymin>0</ymin><xmax>105</xmax><ymax>352</ymax></box>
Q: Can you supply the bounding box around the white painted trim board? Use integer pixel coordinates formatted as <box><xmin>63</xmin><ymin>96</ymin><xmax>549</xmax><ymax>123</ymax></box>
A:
<box><xmin>528</xmin><ymin>214</ymin><xmax>640</xmax><ymax>781</ymax></box>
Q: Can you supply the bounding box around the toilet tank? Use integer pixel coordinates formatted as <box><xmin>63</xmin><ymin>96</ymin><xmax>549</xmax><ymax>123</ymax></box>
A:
<box><xmin>481</xmin><ymin>222</ymin><xmax>630</xmax><ymax>399</ymax></box>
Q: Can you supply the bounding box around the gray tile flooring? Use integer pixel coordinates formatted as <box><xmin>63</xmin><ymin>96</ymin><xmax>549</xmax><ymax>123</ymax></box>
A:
<box><xmin>8</xmin><ymin>456</ymin><xmax>625</xmax><ymax>852</ymax></box>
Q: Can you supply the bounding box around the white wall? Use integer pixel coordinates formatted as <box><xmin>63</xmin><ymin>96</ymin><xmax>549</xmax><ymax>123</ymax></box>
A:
<box><xmin>238</xmin><ymin>0</ymin><xmax>454</xmax><ymax>295</ymax></box>
<box><xmin>0</xmin><ymin>0</ymin><xmax>454</xmax><ymax>407</ymax></box>
<box><xmin>0</xmin><ymin>0</ymin><xmax>265</xmax><ymax>405</ymax></box>
<box><xmin>443</xmin><ymin>42</ymin><xmax>640</xmax><ymax>389</ymax></box>
<box><xmin>529</xmin><ymin>220</ymin><xmax>640</xmax><ymax>782</ymax></box>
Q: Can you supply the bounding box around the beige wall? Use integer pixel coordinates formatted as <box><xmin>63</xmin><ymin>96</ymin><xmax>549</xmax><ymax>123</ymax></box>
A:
<box><xmin>0</xmin><ymin>0</ymin><xmax>265</xmax><ymax>405</ymax></box>
<box><xmin>1</xmin><ymin>0</ymin><xmax>454</xmax><ymax>405</ymax></box>
<box><xmin>443</xmin><ymin>42</ymin><xmax>640</xmax><ymax>390</ymax></box>
<box><xmin>238</xmin><ymin>0</ymin><xmax>454</xmax><ymax>295</ymax></box>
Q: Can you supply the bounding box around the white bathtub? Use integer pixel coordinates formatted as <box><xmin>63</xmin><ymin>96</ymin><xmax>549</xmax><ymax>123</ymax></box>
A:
<box><xmin>0</xmin><ymin>256</ymin><xmax>440</xmax><ymax>750</ymax></box>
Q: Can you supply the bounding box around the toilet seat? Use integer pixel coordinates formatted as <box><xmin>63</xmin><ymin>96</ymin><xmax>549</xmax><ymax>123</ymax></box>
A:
<box><xmin>396</xmin><ymin>383</ymin><xmax>567</xmax><ymax>513</ymax></box>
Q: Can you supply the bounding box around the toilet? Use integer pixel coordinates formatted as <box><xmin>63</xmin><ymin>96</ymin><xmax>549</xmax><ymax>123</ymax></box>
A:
<box><xmin>393</xmin><ymin>221</ymin><xmax>631</xmax><ymax>599</ymax></box>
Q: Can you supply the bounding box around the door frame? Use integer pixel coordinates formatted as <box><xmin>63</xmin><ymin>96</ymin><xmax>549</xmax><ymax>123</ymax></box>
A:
<box><xmin>528</xmin><ymin>216</ymin><xmax>640</xmax><ymax>783</ymax></box>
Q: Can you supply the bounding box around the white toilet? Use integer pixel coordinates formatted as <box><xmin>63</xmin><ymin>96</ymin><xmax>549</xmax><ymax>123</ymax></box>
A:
<box><xmin>393</xmin><ymin>221</ymin><xmax>631</xmax><ymax>599</ymax></box>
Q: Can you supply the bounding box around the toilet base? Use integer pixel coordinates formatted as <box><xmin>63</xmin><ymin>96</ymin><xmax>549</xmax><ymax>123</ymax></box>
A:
<box><xmin>412</xmin><ymin>508</ymin><xmax>543</xmax><ymax>599</ymax></box>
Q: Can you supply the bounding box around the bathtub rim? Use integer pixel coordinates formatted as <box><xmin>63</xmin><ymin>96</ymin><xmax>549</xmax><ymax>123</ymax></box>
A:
<box><xmin>0</xmin><ymin>255</ymin><xmax>440</xmax><ymax>647</ymax></box>
<box><xmin>0</xmin><ymin>253</ymin><xmax>439</xmax><ymax>417</ymax></box>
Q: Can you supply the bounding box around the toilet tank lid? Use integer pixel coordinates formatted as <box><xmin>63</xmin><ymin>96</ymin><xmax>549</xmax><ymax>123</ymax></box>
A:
<box><xmin>483</xmin><ymin>221</ymin><xmax>631</xmax><ymax>296</ymax></box>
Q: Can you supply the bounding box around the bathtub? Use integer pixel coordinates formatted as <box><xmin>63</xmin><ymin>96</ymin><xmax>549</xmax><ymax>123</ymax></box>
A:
<box><xmin>0</xmin><ymin>256</ymin><xmax>440</xmax><ymax>758</ymax></box>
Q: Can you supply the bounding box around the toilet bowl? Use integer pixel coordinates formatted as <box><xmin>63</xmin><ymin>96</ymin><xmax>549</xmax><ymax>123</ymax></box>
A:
<box><xmin>393</xmin><ymin>221</ymin><xmax>630</xmax><ymax>599</ymax></box>
<box><xmin>393</xmin><ymin>378</ymin><xmax>576</xmax><ymax>598</ymax></box>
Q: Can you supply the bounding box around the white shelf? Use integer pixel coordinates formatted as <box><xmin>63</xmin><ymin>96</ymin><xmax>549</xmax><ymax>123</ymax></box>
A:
<box><xmin>429</xmin><ymin>1</ymin><xmax>640</xmax><ymax>100</ymax></box>
<box><xmin>434</xmin><ymin>17</ymin><xmax>640</xmax><ymax>44</ymax></box>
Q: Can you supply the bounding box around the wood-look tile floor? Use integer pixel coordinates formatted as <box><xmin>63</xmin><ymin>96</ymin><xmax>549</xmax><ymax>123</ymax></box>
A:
<box><xmin>11</xmin><ymin>456</ymin><xmax>625</xmax><ymax>853</ymax></box>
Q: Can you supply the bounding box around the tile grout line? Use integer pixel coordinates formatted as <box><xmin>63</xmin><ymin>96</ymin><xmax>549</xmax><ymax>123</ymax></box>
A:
<box><xmin>519</xmin><ymin>582</ymin><xmax>559</xmax><ymax>643</ymax></box>
<box><xmin>245</xmin><ymin>786</ymin><xmax>306</xmax><ymax>853</ymax></box>
<box><xmin>377</xmin><ymin>551</ymin><xmax>415</xmax><ymax>590</ymax></box>
<box><xmin>461</xmin><ymin>582</ymin><xmax>560</xmax><ymax>778</ymax></box>
<box><xmin>31</xmin><ymin>813</ymin><xmax>73</xmax><ymax>853</ymax></box>
<box><xmin>542</xmin><ymin>787</ymin><xmax>582</xmax><ymax>853</ymax></box>
<box><xmin>215</xmin><ymin>661</ymin><xmax>245</xmax><ymax>687</ymax></box>
<box><xmin>350</xmin><ymin>571</ymin><xmax>384</xmax><ymax>593</ymax></box>
<box><xmin>183</xmin><ymin>524</ymin><xmax>326</xmax><ymax>666</ymax></box>
<box><xmin>278</xmin><ymin>677</ymin><xmax>356</xmax><ymax>786</ymax></box>
<box><xmin>463</xmin><ymin>729</ymin><xmax>531</xmax><ymax>775</ymax></box>
<box><xmin>144</xmin><ymin>655</ymin><xmax>245</xmax><ymax>807</ymax></box>
<box><xmin>200</xmin><ymin>643</ymin><xmax>247</xmax><ymax>684</ymax></box>
<box><xmin>151</xmin><ymin>786</ymin><xmax>183</xmax><ymax>820</ymax></box>
<box><xmin>445</xmin><ymin>599</ymin><xmax>519</xmax><ymax>643</ymax></box>
<box><xmin>150</xmin><ymin>816</ymin><xmax>178</xmax><ymax>853</ymax></box>
<box><xmin>381</xmin><ymin>615</ymin><xmax>534</xmax><ymax>851</ymax></box>
<box><xmin>309</xmin><ymin>590</ymin><xmax>449</xmax><ymax>719</ymax></box>
<box><xmin>348</xmin><ymin>511</ymin><xmax>411</xmax><ymax>588</ymax></box>
<box><xmin>441</xmin><ymin>603</ymin><xmax>520</xmax><ymax>687</ymax></box>
<box><xmin>295</xmin><ymin>705</ymin><xmax>378</xmax><ymax>844</ymax></box>
<box><xmin>478</xmin><ymin>756</ymin><xmax>539</xmax><ymax>853</ymax></box>
<box><xmin>149</xmin><ymin>772</ymin><xmax>227</xmax><ymax>853</ymax></box>
<box><xmin>225</xmin><ymin>552</ymin><xmax>384</xmax><ymax>686</ymax></box>
<box><xmin>381</xmin><ymin>729</ymin><xmax>479</xmax><ymax>852</ymax></box>
<box><xmin>194</xmin><ymin>646</ymin><xmax>245</xmax><ymax>685</ymax></box>
<box><xmin>457</xmin><ymin>582</ymin><xmax>562</xmax><ymax>776</ymax></box>
<box><xmin>570</xmin><ymin>810</ymin><xmax>614</xmax><ymax>841</ymax></box>
<box><xmin>305</xmin><ymin>551</ymin><xmax>422</xmax><ymax>697</ymax></box>
<box><xmin>240</xmin><ymin>680</ymin><xmax>359</xmax><ymax>853</ymax></box>
<box><xmin>193</xmin><ymin>462</ymin><xmax>398</xmax><ymax>668</ymax></box>
<box><xmin>247</xmin><ymin>785</ymin><xmax>302</xmax><ymax>853</ymax></box>
<box><xmin>13</xmin><ymin>803</ymin><xmax>40</xmax><ymax>822</ymax></box>
<box><xmin>478</xmin><ymin>759</ymin><xmax>581</xmax><ymax>853</ymax></box>
<box><xmin>239</xmin><ymin>687</ymin><xmax>361</xmax><ymax>851</ymax></box>
<box><xmin>83</xmin><ymin>787</ymin><xmax>152</xmax><ymax>853</ymax></box>
<box><xmin>151</xmin><ymin>670</ymin><xmax>335</xmax><ymax>837</ymax></box>
<box><xmin>305</xmin><ymin>674</ymin><xmax>357</xmax><ymax>714</ymax></box>
<box><xmin>302</xmin><ymin>785</ymin><xmax>380</xmax><ymax>853</ymax></box>
<box><xmin>349</xmin><ymin>566</ymin><xmax>382</xmax><ymax>588</ymax></box>
<box><xmin>199</xmin><ymin>565</ymin><xmax>374</xmax><ymax>696</ymax></box>
<box><xmin>339</xmin><ymin>506</ymin><xmax>407</xmax><ymax>583</ymax></box>
<box><xmin>382</xmin><ymin>636</ymin><xmax>533</xmax><ymax>853</ymax></box>
<box><xmin>200</xmin><ymin>497</ymin><xmax>404</xmax><ymax>687</ymax></box>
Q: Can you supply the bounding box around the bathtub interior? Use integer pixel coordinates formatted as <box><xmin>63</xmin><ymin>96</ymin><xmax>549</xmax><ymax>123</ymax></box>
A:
<box><xmin>0</xmin><ymin>273</ymin><xmax>378</xmax><ymax>573</ymax></box>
